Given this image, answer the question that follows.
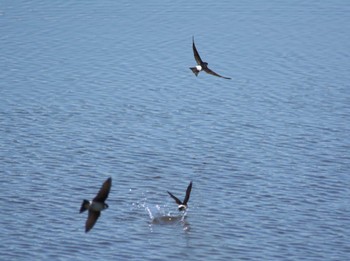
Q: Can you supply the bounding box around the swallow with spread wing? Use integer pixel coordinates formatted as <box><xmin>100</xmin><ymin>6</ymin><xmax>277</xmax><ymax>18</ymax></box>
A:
<box><xmin>167</xmin><ymin>181</ymin><xmax>193</xmax><ymax>211</ymax></box>
<box><xmin>80</xmin><ymin>177</ymin><xmax>112</xmax><ymax>233</ymax></box>
<box><xmin>190</xmin><ymin>36</ymin><xmax>231</xmax><ymax>79</ymax></box>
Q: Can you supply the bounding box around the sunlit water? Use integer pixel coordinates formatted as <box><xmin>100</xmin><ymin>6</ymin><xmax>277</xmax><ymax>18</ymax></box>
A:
<box><xmin>1</xmin><ymin>1</ymin><xmax>350</xmax><ymax>260</ymax></box>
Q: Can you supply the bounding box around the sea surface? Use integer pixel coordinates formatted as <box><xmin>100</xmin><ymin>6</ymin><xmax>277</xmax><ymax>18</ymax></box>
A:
<box><xmin>1</xmin><ymin>1</ymin><xmax>350</xmax><ymax>260</ymax></box>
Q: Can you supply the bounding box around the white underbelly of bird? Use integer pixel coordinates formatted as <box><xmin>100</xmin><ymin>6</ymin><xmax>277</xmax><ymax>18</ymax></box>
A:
<box><xmin>89</xmin><ymin>201</ymin><xmax>107</xmax><ymax>211</ymax></box>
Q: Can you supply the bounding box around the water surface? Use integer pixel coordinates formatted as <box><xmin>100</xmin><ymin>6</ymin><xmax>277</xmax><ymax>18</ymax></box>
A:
<box><xmin>1</xmin><ymin>1</ymin><xmax>350</xmax><ymax>260</ymax></box>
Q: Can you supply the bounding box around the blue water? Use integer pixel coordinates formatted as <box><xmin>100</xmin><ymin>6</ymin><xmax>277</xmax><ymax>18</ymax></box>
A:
<box><xmin>1</xmin><ymin>1</ymin><xmax>350</xmax><ymax>260</ymax></box>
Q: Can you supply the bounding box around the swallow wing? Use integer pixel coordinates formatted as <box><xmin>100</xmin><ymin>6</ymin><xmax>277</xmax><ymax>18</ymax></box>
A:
<box><xmin>192</xmin><ymin>36</ymin><xmax>203</xmax><ymax>65</ymax></box>
<box><xmin>85</xmin><ymin>210</ymin><xmax>100</xmax><ymax>232</ymax></box>
<box><xmin>204</xmin><ymin>67</ymin><xmax>231</xmax><ymax>79</ymax></box>
<box><xmin>167</xmin><ymin>191</ymin><xmax>183</xmax><ymax>205</ymax></box>
<box><xmin>183</xmin><ymin>181</ymin><xmax>192</xmax><ymax>205</ymax></box>
<box><xmin>94</xmin><ymin>177</ymin><xmax>112</xmax><ymax>202</ymax></box>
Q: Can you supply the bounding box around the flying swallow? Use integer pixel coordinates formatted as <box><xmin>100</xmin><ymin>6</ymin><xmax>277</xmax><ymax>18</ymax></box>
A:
<box><xmin>190</xmin><ymin>36</ymin><xmax>231</xmax><ymax>79</ymax></box>
<box><xmin>80</xmin><ymin>177</ymin><xmax>112</xmax><ymax>233</ymax></box>
<box><xmin>167</xmin><ymin>181</ymin><xmax>193</xmax><ymax>211</ymax></box>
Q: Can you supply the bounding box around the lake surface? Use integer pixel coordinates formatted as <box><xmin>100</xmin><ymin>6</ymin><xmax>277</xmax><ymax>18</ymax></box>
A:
<box><xmin>1</xmin><ymin>1</ymin><xmax>350</xmax><ymax>260</ymax></box>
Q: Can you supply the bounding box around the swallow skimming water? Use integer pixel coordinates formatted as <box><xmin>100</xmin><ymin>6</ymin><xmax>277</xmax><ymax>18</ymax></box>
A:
<box><xmin>167</xmin><ymin>181</ymin><xmax>192</xmax><ymax>211</ymax></box>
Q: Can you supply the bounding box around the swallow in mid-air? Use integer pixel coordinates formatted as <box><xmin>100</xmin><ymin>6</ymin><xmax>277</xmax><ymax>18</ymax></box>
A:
<box><xmin>167</xmin><ymin>181</ymin><xmax>193</xmax><ymax>211</ymax></box>
<box><xmin>80</xmin><ymin>177</ymin><xmax>112</xmax><ymax>233</ymax></box>
<box><xmin>190</xmin><ymin>36</ymin><xmax>231</xmax><ymax>79</ymax></box>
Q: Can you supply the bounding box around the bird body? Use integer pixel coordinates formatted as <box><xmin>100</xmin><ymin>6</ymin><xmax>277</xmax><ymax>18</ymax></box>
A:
<box><xmin>80</xmin><ymin>200</ymin><xmax>108</xmax><ymax>212</ymax></box>
<box><xmin>80</xmin><ymin>177</ymin><xmax>112</xmax><ymax>233</ymax></box>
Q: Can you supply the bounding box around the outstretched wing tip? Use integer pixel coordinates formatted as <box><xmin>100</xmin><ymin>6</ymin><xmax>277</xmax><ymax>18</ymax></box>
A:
<box><xmin>204</xmin><ymin>68</ymin><xmax>231</xmax><ymax>79</ymax></box>
<box><xmin>93</xmin><ymin>177</ymin><xmax>112</xmax><ymax>202</ymax></box>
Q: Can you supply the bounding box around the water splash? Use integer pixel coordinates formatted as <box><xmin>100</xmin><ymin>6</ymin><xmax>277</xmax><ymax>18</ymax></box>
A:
<box><xmin>145</xmin><ymin>204</ymin><xmax>190</xmax><ymax>231</ymax></box>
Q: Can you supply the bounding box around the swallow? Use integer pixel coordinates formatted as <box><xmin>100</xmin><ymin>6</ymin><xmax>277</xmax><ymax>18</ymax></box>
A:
<box><xmin>167</xmin><ymin>181</ymin><xmax>192</xmax><ymax>211</ymax></box>
<box><xmin>80</xmin><ymin>177</ymin><xmax>112</xmax><ymax>233</ymax></box>
<box><xmin>190</xmin><ymin>36</ymin><xmax>231</xmax><ymax>79</ymax></box>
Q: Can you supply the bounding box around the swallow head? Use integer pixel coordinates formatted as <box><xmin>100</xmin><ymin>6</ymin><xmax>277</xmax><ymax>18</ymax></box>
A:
<box><xmin>201</xmin><ymin>63</ymin><xmax>209</xmax><ymax>69</ymax></box>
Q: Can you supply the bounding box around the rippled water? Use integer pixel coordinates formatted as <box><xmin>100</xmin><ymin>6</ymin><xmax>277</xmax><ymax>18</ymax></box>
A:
<box><xmin>1</xmin><ymin>1</ymin><xmax>350</xmax><ymax>260</ymax></box>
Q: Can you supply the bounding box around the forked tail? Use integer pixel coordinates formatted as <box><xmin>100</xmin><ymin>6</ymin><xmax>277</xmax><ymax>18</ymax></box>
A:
<box><xmin>190</xmin><ymin>67</ymin><xmax>199</xmax><ymax>76</ymax></box>
<box><xmin>80</xmin><ymin>199</ymin><xmax>90</xmax><ymax>213</ymax></box>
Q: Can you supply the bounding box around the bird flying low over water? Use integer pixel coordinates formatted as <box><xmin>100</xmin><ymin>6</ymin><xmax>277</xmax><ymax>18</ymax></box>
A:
<box><xmin>167</xmin><ymin>181</ymin><xmax>193</xmax><ymax>211</ymax></box>
<box><xmin>80</xmin><ymin>177</ymin><xmax>112</xmax><ymax>233</ymax></box>
<box><xmin>190</xmin><ymin>36</ymin><xmax>231</xmax><ymax>79</ymax></box>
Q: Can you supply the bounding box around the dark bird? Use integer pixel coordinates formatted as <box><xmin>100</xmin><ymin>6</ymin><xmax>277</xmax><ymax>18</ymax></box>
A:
<box><xmin>190</xmin><ymin>36</ymin><xmax>231</xmax><ymax>79</ymax></box>
<box><xmin>80</xmin><ymin>177</ymin><xmax>112</xmax><ymax>233</ymax></box>
<box><xmin>167</xmin><ymin>181</ymin><xmax>193</xmax><ymax>211</ymax></box>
